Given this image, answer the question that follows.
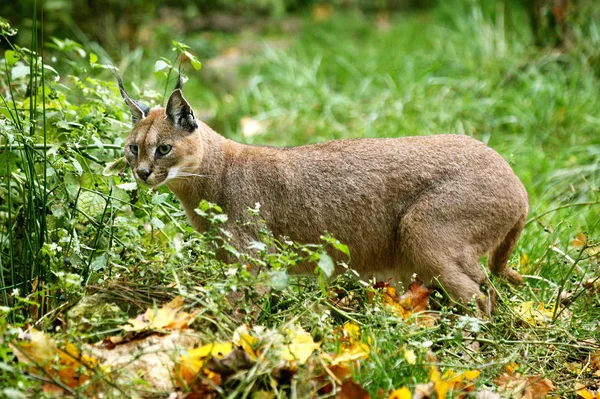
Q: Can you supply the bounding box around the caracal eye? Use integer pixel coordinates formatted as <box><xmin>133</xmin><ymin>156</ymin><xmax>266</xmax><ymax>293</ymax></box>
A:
<box><xmin>157</xmin><ymin>144</ymin><xmax>172</xmax><ymax>156</ymax></box>
<box><xmin>130</xmin><ymin>144</ymin><xmax>139</xmax><ymax>155</ymax></box>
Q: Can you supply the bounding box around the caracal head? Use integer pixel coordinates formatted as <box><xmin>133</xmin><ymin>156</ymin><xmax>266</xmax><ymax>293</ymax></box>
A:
<box><xmin>118</xmin><ymin>76</ymin><xmax>204</xmax><ymax>188</ymax></box>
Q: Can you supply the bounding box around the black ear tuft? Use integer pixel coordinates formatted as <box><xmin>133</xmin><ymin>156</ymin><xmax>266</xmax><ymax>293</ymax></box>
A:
<box><xmin>165</xmin><ymin>88</ymin><xmax>198</xmax><ymax>132</ymax></box>
<box><xmin>115</xmin><ymin>74</ymin><xmax>148</xmax><ymax>125</ymax></box>
<box><xmin>174</xmin><ymin>74</ymin><xmax>184</xmax><ymax>91</ymax></box>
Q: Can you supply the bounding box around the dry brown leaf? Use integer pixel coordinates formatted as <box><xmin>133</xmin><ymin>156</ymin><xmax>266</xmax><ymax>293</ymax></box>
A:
<box><xmin>591</xmin><ymin>351</ymin><xmax>600</xmax><ymax>376</ymax></box>
<box><xmin>335</xmin><ymin>380</ymin><xmax>371</xmax><ymax>399</ymax></box>
<box><xmin>402</xmin><ymin>278</ymin><xmax>430</xmax><ymax>313</ymax></box>
<box><xmin>319</xmin><ymin>364</ymin><xmax>370</xmax><ymax>398</ymax></box>
<box><xmin>372</xmin><ymin>278</ymin><xmax>431</xmax><ymax>320</ymax></box>
<box><xmin>495</xmin><ymin>372</ymin><xmax>555</xmax><ymax>399</ymax></box>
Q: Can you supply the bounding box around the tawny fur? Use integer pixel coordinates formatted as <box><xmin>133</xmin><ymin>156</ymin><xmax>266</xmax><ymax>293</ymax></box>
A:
<box><xmin>121</xmin><ymin>86</ymin><xmax>529</xmax><ymax>314</ymax></box>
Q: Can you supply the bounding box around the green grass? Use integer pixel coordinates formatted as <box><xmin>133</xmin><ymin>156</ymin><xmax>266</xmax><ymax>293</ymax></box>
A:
<box><xmin>1</xmin><ymin>1</ymin><xmax>599</xmax><ymax>397</ymax></box>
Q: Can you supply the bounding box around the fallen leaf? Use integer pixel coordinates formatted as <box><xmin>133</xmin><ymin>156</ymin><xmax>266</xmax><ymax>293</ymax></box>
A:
<box><xmin>575</xmin><ymin>382</ymin><xmax>600</xmax><ymax>399</ymax></box>
<box><xmin>282</xmin><ymin>327</ymin><xmax>321</xmax><ymax>365</ymax></box>
<box><xmin>404</xmin><ymin>349</ymin><xmax>417</xmax><ymax>365</ymax></box>
<box><xmin>373</xmin><ymin>277</ymin><xmax>431</xmax><ymax>319</ymax></box>
<box><xmin>12</xmin><ymin>329</ymin><xmax>103</xmax><ymax>395</ymax></box>
<box><xmin>121</xmin><ymin>297</ymin><xmax>198</xmax><ymax>333</ymax></box>
<box><xmin>430</xmin><ymin>367</ymin><xmax>449</xmax><ymax>399</ymax></box>
<box><xmin>175</xmin><ymin>342</ymin><xmax>227</xmax><ymax>394</ymax></box>
<box><xmin>475</xmin><ymin>391</ymin><xmax>502</xmax><ymax>399</ymax></box>
<box><xmin>591</xmin><ymin>351</ymin><xmax>600</xmax><ymax>376</ymax></box>
<box><xmin>335</xmin><ymin>380</ymin><xmax>371</xmax><ymax>399</ymax></box>
<box><xmin>329</xmin><ymin>342</ymin><xmax>370</xmax><ymax>365</ymax></box>
<box><xmin>514</xmin><ymin>301</ymin><xmax>557</xmax><ymax>326</ymax></box>
<box><xmin>233</xmin><ymin>325</ymin><xmax>258</xmax><ymax>360</ymax></box>
<box><xmin>495</xmin><ymin>372</ymin><xmax>555</xmax><ymax>399</ymax></box>
<box><xmin>388</xmin><ymin>386</ymin><xmax>412</xmax><ymax>399</ymax></box>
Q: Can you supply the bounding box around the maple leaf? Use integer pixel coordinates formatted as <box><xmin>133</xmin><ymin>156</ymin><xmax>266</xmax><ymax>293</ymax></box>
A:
<box><xmin>121</xmin><ymin>296</ymin><xmax>198</xmax><ymax>333</ymax></box>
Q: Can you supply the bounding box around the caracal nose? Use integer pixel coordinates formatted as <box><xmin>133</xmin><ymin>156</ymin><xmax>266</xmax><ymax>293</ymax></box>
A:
<box><xmin>136</xmin><ymin>167</ymin><xmax>152</xmax><ymax>181</ymax></box>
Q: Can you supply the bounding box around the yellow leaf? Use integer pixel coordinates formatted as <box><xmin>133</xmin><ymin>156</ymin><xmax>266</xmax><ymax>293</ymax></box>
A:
<box><xmin>431</xmin><ymin>367</ymin><xmax>449</xmax><ymax>399</ymax></box>
<box><xmin>463</xmin><ymin>370</ymin><xmax>481</xmax><ymax>381</ymax></box>
<box><xmin>122</xmin><ymin>296</ymin><xmax>197</xmax><ymax>332</ymax></box>
<box><xmin>311</xmin><ymin>3</ymin><xmax>333</xmax><ymax>21</ymax></box>
<box><xmin>186</xmin><ymin>342</ymin><xmax>234</xmax><ymax>360</ymax></box>
<box><xmin>388</xmin><ymin>386</ymin><xmax>412</xmax><ymax>399</ymax></box>
<box><xmin>282</xmin><ymin>327</ymin><xmax>320</xmax><ymax>365</ymax></box>
<box><xmin>404</xmin><ymin>349</ymin><xmax>416</xmax><ymax>365</ymax></box>
<box><xmin>575</xmin><ymin>382</ymin><xmax>600</xmax><ymax>399</ymax></box>
<box><xmin>233</xmin><ymin>325</ymin><xmax>258</xmax><ymax>360</ymax></box>
<box><xmin>330</xmin><ymin>342</ymin><xmax>370</xmax><ymax>365</ymax></box>
<box><xmin>12</xmin><ymin>329</ymin><xmax>102</xmax><ymax>394</ymax></box>
<box><xmin>514</xmin><ymin>301</ymin><xmax>555</xmax><ymax>326</ymax></box>
<box><xmin>342</xmin><ymin>321</ymin><xmax>361</xmax><ymax>343</ymax></box>
<box><xmin>253</xmin><ymin>390</ymin><xmax>276</xmax><ymax>399</ymax></box>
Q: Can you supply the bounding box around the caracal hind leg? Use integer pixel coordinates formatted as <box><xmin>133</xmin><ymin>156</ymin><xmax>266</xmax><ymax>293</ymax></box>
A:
<box><xmin>397</xmin><ymin>195</ymin><xmax>499</xmax><ymax>315</ymax></box>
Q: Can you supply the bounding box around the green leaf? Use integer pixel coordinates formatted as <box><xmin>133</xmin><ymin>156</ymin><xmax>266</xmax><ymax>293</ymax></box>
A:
<box><xmin>4</xmin><ymin>50</ymin><xmax>18</xmax><ymax>67</ymax></box>
<box><xmin>172</xmin><ymin>40</ymin><xmax>190</xmax><ymax>51</ymax></box>
<box><xmin>152</xmin><ymin>192</ymin><xmax>169</xmax><ymax>205</ymax></box>
<box><xmin>317</xmin><ymin>252</ymin><xmax>334</xmax><ymax>278</ymax></box>
<box><xmin>11</xmin><ymin>64</ymin><xmax>29</xmax><ymax>80</ymax></box>
<box><xmin>89</xmin><ymin>52</ymin><xmax>98</xmax><ymax>64</ymax></box>
<box><xmin>184</xmin><ymin>51</ymin><xmax>202</xmax><ymax>70</ymax></box>
<box><xmin>248</xmin><ymin>241</ymin><xmax>267</xmax><ymax>252</ymax></box>
<box><xmin>70</xmin><ymin>157</ymin><xmax>83</xmax><ymax>176</ymax></box>
<box><xmin>64</xmin><ymin>174</ymin><xmax>80</xmax><ymax>197</ymax></box>
<box><xmin>154</xmin><ymin>60</ymin><xmax>170</xmax><ymax>72</ymax></box>
<box><xmin>77</xmin><ymin>191</ymin><xmax>106</xmax><ymax>218</ymax></box>
<box><xmin>322</xmin><ymin>236</ymin><xmax>351</xmax><ymax>260</ymax></box>
<box><xmin>151</xmin><ymin>217</ymin><xmax>165</xmax><ymax>230</ymax></box>
<box><xmin>117</xmin><ymin>182</ymin><xmax>138</xmax><ymax>191</ymax></box>
<box><xmin>270</xmin><ymin>271</ymin><xmax>290</xmax><ymax>290</ymax></box>
<box><xmin>91</xmin><ymin>254</ymin><xmax>107</xmax><ymax>271</ymax></box>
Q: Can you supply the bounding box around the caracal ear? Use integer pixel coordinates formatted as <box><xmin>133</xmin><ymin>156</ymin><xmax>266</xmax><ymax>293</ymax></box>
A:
<box><xmin>115</xmin><ymin>75</ymin><xmax>149</xmax><ymax>125</ymax></box>
<box><xmin>165</xmin><ymin>80</ymin><xmax>197</xmax><ymax>132</ymax></box>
